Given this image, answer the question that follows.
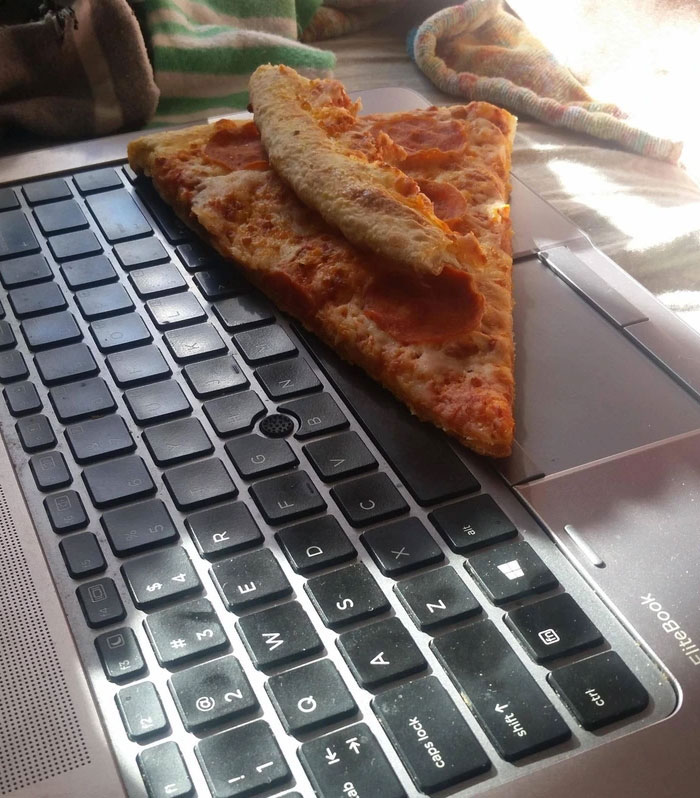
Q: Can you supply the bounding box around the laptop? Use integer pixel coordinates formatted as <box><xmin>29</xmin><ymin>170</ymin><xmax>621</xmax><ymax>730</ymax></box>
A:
<box><xmin>1</xmin><ymin>87</ymin><xmax>698</xmax><ymax>798</ymax></box>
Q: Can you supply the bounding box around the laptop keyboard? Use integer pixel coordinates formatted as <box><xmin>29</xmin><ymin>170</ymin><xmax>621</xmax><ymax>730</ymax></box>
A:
<box><xmin>0</xmin><ymin>168</ymin><xmax>671</xmax><ymax>798</ymax></box>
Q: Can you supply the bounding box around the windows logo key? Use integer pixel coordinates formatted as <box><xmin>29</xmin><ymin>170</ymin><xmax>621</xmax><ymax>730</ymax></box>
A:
<box><xmin>497</xmin><ymin>560</ymin><xmax>525</xmax><ymax>581</ymax></box>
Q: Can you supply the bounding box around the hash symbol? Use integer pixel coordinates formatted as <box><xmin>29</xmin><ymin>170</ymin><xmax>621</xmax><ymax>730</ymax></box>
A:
<box><xmin>170</xmin><ymin>638</ymin><xmax>187</xmax><ymax>649</ymax></box>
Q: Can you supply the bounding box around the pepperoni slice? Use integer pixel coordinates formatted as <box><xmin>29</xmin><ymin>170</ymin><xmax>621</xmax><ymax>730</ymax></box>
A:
<box><xmin>204</xmin><ymin>121</ymin><xmax>269</xmax><ymax>171</ymax></box>
<box><xmin>363</xmin><ymin>265</ymin><xmax>483</xmax><ymax>344</ymax></box>
<box><xmin>372</xmin><ymin>115</ymin><xmax>466</xmax><ymax>154</ymax></box>
<box><xmin>418</xmin><ymin>180</ymin><xmax>468</xmax><ymax>222</ymax></box>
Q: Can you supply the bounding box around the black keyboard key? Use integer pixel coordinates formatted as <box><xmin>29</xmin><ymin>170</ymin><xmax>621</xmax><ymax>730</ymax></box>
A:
<box><xmin>186</xmin><ymin>502</ymin><xmax>262</xmax><ymax>560</ymax></box>
<box><xmin>373</xmin><ymin>676</ymin><xmax>490</xmax><ymax>794</ymax></box>
<box><xmin>267</xmin><ymin>658</ymin><xmax>357</xmax><ymax>735</ymax></box>
<box><xmin>331</xmin><ymin>473</ymin><xmax>408</xmax><ymax>528</ymax></box>
<box><xmin>506</xmin><ymin>593</ymin><xmax>604</xmax><ymax>663</ymax></box>
<box><xmin>135</xmin><ymin>180</ymin><xmax>190</xmax><ymax>244</ymax></box>
<box><xmin>22</xmin><ymin>311</ymin><xmax>82</xmax><ymax>350</ymax></box>
<box><xmin>305</xmin><ymin>562</ymin><xmax>389</xmax><ymax>630</ymax></box>
<box><xmin>362</xmin><ymin>518</ymin><xmax>443</xmax><ymax>576</ymax></box>
<box><xmin>17</xmin><ymin>413</ymin><xmax>56</xmax><ymax>452</ymax></box>
<box><xmin>145</xmin><ymin>598</ymin><xmax>228</xmax><ymax>667</ymax></box>
<box><xmin>86</xmin><ymin>190</ymin><xmax>152</xmax><ymax>242</ymax></box>
<box><xmin>114</xmin><ymin>237</ymin><xmax>170</xmax><ymax>270</ymax></box>
<box><xmin>102</xmin><ymin>499</ymin><xmax>178</xmax><ymax>555</ymax></box>
<box><xmin>34</xmin><ymin>343</ymin><xmax>98</xmax><ymax>385</ymax></box>
<box><xmin>91</xmin><ymin>312</ymin><xmax>151</xmax><ymax>352</ymax></box>
<box><xmin>95</xmin><ymin>627</ymin><xmax>147</xmax><ymax>683</ymax></box>
<box><xmin>177</xmin><ymin>240</ymin><xmax>218</xmax><ymax>272</ymax></box>
<box><xmin>212</xmin><ymin>549</ymin><xmax>291</xmax><ymax>612</ymax></box>
<box><xmin>4</xmin><ymin>380</ymin><xmax>41</xmax><ymax>416</ymax></box>
<box><xmin>234</xmin><ymin>325</ymin><xmax>296</xmax><ymax>364</ymax></box>
<box><xmin>299</xmin><ymin>723</ymin><xmax>405</xmax><ymax>798</ymax></box>
<box><xmin>279</xmin><ymin>392</ymin><xmax>349</xmax><ymax>439</ymax></box>
<box><xmin>75</xmin><ymin>283</ymin><xmax>134</xmax><ymax>319</ymax></box>
<box><xmin>164</xmin><ymin>322</ymin><xmax>226</xmax><ymax>362</ymax></box>
<box><xmin>169</xmin><ymin>655</ymin><xmax>258</xmax><ymax>732</ymax></box>
<box><xmin>467</xmin><ymin>540</ymin><xmax>558</xmax><ymax>605</ymax></box>
<box><xmin>122</xmin><ymin>547</ymin><xmax>201</xmax><ymax>609</ymax></box>
<box><xmin>44</xmin><ymin>489</ymin><xmax>87</xmax><ymax>532</ymax></box>
<box><xmin>164</xmin><ymin>457</ymin><xmax>237</xmax><ymax>510</ymax></box>
<box><xmin>60</xmin><ymin>254</ymin><xmax>117</xmax><ymax>289</ymax></box>
<box><xmin>250</xmin><ymin>470</ymin><xmax>326</xmax><ymax>524</ymax></box>
<box><xmin>203</xmin><ymin>391</ymin><xmax>264</xmax><ymax>436</ymax></box>
<box><xmin>8</xmin><ymin>282</ymin><xmax>66</xmax><ymax>318</ymax></box>
<box><xmin>256</xmin><ymin>357</ymin><xmax>320</xmax><ymax>400</ymax></box>
<box><xmin>0</xmin><ymin>210</ymin><xmax>40</xmax><ymax>259</ymax></box>
<box><xmin>107</xmin><ymin>345</ymin><xmax>171</xmax><ymax>387</ymax></box>
<box><xmin>125</xmin><ymin>380</ymin><xmax>191</xmax><ymax>425</ymax></box>
<box><xmin>193</xmin><ymin>268</ymin><xmax>248</xmax><ymax>300</ymax></box>
<box><xmin>236</xmin><ymin>601</ymin><xmax>323</xmax><ymax>670</ymax></box>
<box><xmin>547</xmin><ymin>652</ymin><xmax>649</xmax><ymax>730</ymax></box>
<box><xmin>144</xmin><ymin>417</ymin><xmax>213</xmax><ymax>466</ymax></box>
<box><xmin>65</xmin><ymin>415</ymin><xmax>134</xmax><ymax>463</ymax></box>
<box><xmin>304</xmin><ymin>431</ymin><xmax>377</xmax><ymax>482</ymax></box>
<box><xmin>0</xmin><ymin>187</ymin><xmax>19</xmax><ymax>210</ymax></box>
<box><xmin>77</xmin><ymin>577</ymin><xmax>126</xmax><ymax>628</ymax></box>
<box><xmin>213</xmin><ymin>294</ymin><xmax>274</xmax><ymax>331</ymax></box>
<box><xmin>48</xmin><ymin>229</ymin><xmax>102</xmax><ymax>261</ymax></box>
<box><xmin>0</xmin><ymin>320</ymin><xmax>16</xmax><ymax>350</ymax></box>
<box><xmin>196</xmin><ymin>720</ymin><xmax>290</xmax><ymax>798</ymax></box>
<box><xmin>276</xmin><ymin>515</ymin><xmax>355</xmax><ymax>574</ymax></box>
<box><xmin>29</xmin><ymin>450</ymin><xmax>71</xmax><ymax>490</ymax></box>
<box><xmin>0</xmin><ymin>350</ymin><xmax>26</xmax><ymax>382</ymax></box>
<box><xmin>147</xmin><ymin>293</ymin><xmax>206</xmax><ymax>330</ymax></box>
<box><xmin>33</xmin><ymin>198</ymin><xmax>88</xmax><ymax>235</ymax></box>
<box><xmin>123</xmin><ymin>165</ymin><xmax>138</xmax><ymax>183</ymax></box>
<box><xmin>83</xmin><ymin>455</ymin><xmax>155</xmax><ymax>508</ymax></box>
<box><xmin>129</xmin><ymin>263</ymin><xmax>186</xmax><ymax>296</ymax></box>
<box><xmin>116</xmin><ymin>681</ymin><xmax>169</xmax><ymax>742</ymax></box>
<box><xmin>225</xmin><ymin>433</ymin><xmax>298</xmax><ymax>479</ymax></box>
<box><xmin>395</xmin><ymin>566</ymin><xmax>480</xmax><ymax>632</ymax></box>
<box><xmin>0</xmin><ymin>253</ymin><xmax>52</xmax><ymax>288</ymax></box>
<box><xmin>432</xmin><ymin>620</ymin><xmax>571</xmax><ymax>760</ymax></box>
<box><xmin>184</xmin><ymin>354</ymin><xmax>248</xmax><ymax>397</ymax></box>
<box><xmin>59</xmin><ymin>532</ymin><xmax>106</xmax><ymax>577</ymax></box>
<box><xmin>138</xmin><ymin>742</ymin><xmax>194</xmax><ymax>798</ymax></box>
<box><xmin>49</xmin><ymin>376</ymin><xmax>115</xmax><ymax>422</ymax></box>
<box><xmin>74</xmin><ymin>167</ymin><xmax>123</xmax><ymax>195</ymax></box>
<box><xmin>22</xmin><ymin>178</ymin><xmax>71</xmax><ymax>205</ymax></box>
<box><xmin>430</xmin><ymin>494</ymin><xmax>518</xmax><ymax>553</ymax></box>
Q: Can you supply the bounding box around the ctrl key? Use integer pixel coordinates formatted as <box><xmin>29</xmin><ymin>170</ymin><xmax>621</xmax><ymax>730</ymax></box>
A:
<box><xmin>138</xmin><ymin>742</ymin><xmax>194</xmax><ymax>798</ymax></box>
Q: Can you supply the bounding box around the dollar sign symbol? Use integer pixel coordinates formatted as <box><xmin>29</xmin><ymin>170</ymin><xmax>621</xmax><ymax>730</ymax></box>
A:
<box><xmin>146</xmin><ymin>582</ymin><xmax>163</xmax><ymax>592</ymax></box>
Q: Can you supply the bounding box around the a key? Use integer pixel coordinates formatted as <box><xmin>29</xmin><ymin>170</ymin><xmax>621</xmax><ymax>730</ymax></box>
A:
<box><xmin>164</xmin><ymin>458</ymin><xmax>238</xmax><ymax>510</ymax></box>
<box><xmin>193</xmin><ymin>268</ymin><xmax>248</xmax><ymax>300</ymax></box>
<box><xmin>203</xmin><ymin>391</ymin><xmax>264</xmax><ymax>436</ymax></box>
<box><xmin>304</xmin><ymin>431</ymin><xmax>377</xmax><ymax>482</ymax></box>
<box><xmin>255</xmin><ymin>357</ymin><xmax>321</xmax><ymax>400</ymax></box>
<box><xmin>143</xmin><ymin>417</ymin><xmax>213</xmax><ymax>466</ymax></box>
<box><xmin>211</xmin><ymin>549</ymin><xmax>291</xmax><ymax>612</ymax></box>
<box><xmin>279</xmin><ymin>392</ymin><xmax>349</xmax><ymax>439</ymax></box>
<box><xmin>466</xmin><ymin>540</ymin><xmax>558</xmax><ymax>604</ymax></box>
<box><xmin>169</xmin><ymin>655</ymin><xmax>258</xmax><ymax>732</ymax></box>
<box><xmin>0</xmin><ymin>320</ymin><xmax>16</xmax><ymax>350</ymax></box>
<box><xmin>338</xmin><ymin>617</ymin><xmax>427</xmax><ymax>689</ymax></box>
<box><xmin>266</xmin><ymin>658</ymin><xmax>357</xmax><ymax>736</ymax></box>
<box><xmin>506</xmin><ymin>593</ymin><xmax>604</xmax><ymax>663</ymax></box>
<box><xmin>144</xmin><ymin>597</ymin><xmax>229</xmax><ymax>667</ymax></box>
<box><xmin>101</xmin><ymin>499</ymin><xmax>178</xmax><ymax>555</ymax></box>
<box><xmin>276</xmin><ymin>515</ymin><xmax>356</xmax><ymax>574</ymax></box>
<box><xmin>22</xmin><ymin>178</ymin><xmax>72</xmax><ymax>205</ymax></box>
<box><xmin>249</xmin><ymin>470</ymin><xmax>326</xmax><ymax>524</ymax></box>
<box><xmin>137</xmin><ymin>742</ymin><xmax>194</xmax><ymax>798</ymax></box>
<box><xmin>17</xmin><ymin>413</ymin><xmax>56</xmax><ymax>452</ymax></box>
<box><xmin>33</xmin><ymin>199</ymin><xmax>88</xmax><ymax>235</ymax></box>
<box><xmin>236</xmin><ymin>601</ymin><xmax>323</xmax><ymax>670</ymax></box>
<box><xmin>116</xmin><ymin>681</ymin><xmax>169</xmax><ymax>742</ymax></box>
<box><xmin>95</xmin><ymin>627</ymin><xmax>147</xmax><ymax>683</ymax></box>
<box><xmin>547</xmin><ymin>651</ymin><xmax>649</xmax><ymax>730</ymax></box>
<box><xmin>59</xmin><ymin>532</ymin><xmax>106</xmax><ymax>577</ymax></box>
<box><xmin>68</xmin><ymin>414</ymin><xmax>135</xmax><ymax>465</ymax></box>
<box><xmin>0</xmin><ymin>187</ymin><xmax>19</xmax><ymax>210</ymax></box>
<box><xmin>234</xmin><ymin>325</ymin><xmax>296</xmax><ymax>364</ymax></box>
<box><xmin>49</xmin><ymin>377</ymin><xmax>115</xmax><ymax>422</ymax></box>
<box><xmin>90</xmin><ymin>313</ymin><xmax>152</xmax><ymax>352</ymax></box>
<box><xmin>29</xmin><ymin>450</ymin><xmax>71</xmax><ymax>490</ymax></box>
<box><xmin>299</xmin><ymin>722</ymin><xmax>405</xmax><ymax>798</ymax></box>
<box><xmin>4</xmin><ymin>381</ymin><xmax>42</xmax><ymax>416</ymax></box>
<box><xmin>225</xmin><ymin>433</ymin><xmax>298</xmax><ymax>479</ymax></box>
<box><xmin>44</xmin><ymin>489</ymin><xmax>87</xmax><ymax>532</ymax></box>
<box><xmin>83</xmin><ymin>455</ymin><xmax>156</xmax><ymax>508</ymax></box>
<box><xmin>48</xmin><ymin>229</ymin><xmax>102</xmax><ymax>262</ymax></box>
<box><xmin>75</xmin><ymin>283</ymin><xmax>134</xmax><ymax>319</ymax></box>
<box><xmin>123</xmin><ymin>547</ymin><xmax>201</xmax><ymax>609</ymax></box>
<box><xmin>431</xmin><ymin>620</ymin><xmax>571</xmax><ymax>760</ymax></box>
<box><xmin>373</xmin><ymin>676</ymin><xmax>491</xmax><ymax>794</ymax></box>
<box><xmin>77</xmin><ymin>577</ymin><xmax>126</xmax><ymax>627</ymax></box>
<box><xmin>0</xmin><ymin>253</ymin><xmax>52</xmax><ymax>288</ymax></box>
<box><xmin>184</xmin><ymin>355</ymin><xmax>249</xmax><ymax>398</ymax></box>
<box><xmin>164</xmin><ymin>323</ymin><xmax>227</xmax><ymax>363</ymax></box>
<box><xmin>86</xmin><ymin>190</ymin><xmax>152</xmax><ymax>242</ymax></box>
<box><xmin>147</xmin><ymin>293</ymin><xmax>206</xmax><ymax>330</ymax></box>
<box><xmin>60</xmin><ymin>254</ymin><xmax>118</xmax><ymax>289</ymax></box>
<box><xmin>74</xmin><ymin>167</ymin><xmax>123</xmax><ymax>195</ymax></box>
<box><xmin>129</xmin><ymin>263</ymin><xmax>186</xmax><ymax>297</ymax></box>
<box><xmin>21</xmin><ymin>310</ymin><xmax>82</xmax><ymax>350</ymax></box>
<box><xmin>0</xmin><ymin>210</ymin><xmax>40</xmax><ymax>260</ymax></box>
<box><xmin>196</xmin><ymin>720</ymin><xmax>290</xmax><ymax>798</ymax></box>
<box><xmin>395</xmin><ymin>566</ymin><xmax>481</xmax><ymax>632</ymax></box>
<box><xmin>34</xmin><ymin>343</ymin><xmax>98</xmax><ymax>385</ymax></box>
<box><xmin>113</xmin><ymin>237</ymin><xmax>170</xmax><ymax>269</ymax></box>
<box><xmin>124</xmin><ymin>380</ymin><xmax>191</xmax><ymax>425</ymax></box>
<box><xmin>9</xmin><ymin>282</ymin><xmax>66</xmax><ymax>318</ymax></box>
<box><xmin>213</xmin><ymin>294</ymin><xmax>275</xmax><ymax>331</ymax></box>
<box><xmin>177</xmin><ymin>240</ymin><xmax>219</xmax><ymax>272</ymax></box>
<box><xmin>107</xmin><ymin>345</ymin><xmax>171</xmax><ymax>387</ymax></box>
<box><xmin>331</xmin><ymin>473</ymin><xmax>408</xmax><ymax>528</ymax></box>
<box><xmin>305</xmin><ymin>562</ymin><xmax>390</xmax><ymax>630</ymax></box>
<box><xmin>134</xmin><ymin>180</ymin><xmax>190</xmax><ymax>243</ymax></box>
<box><xmin>430</xmin><ymin>494</ymin><xmax>518</xmax><ymax>553</ymax></box>
<box><xmin>0</xmin><ymin>350</ymin><xmax>27</xmax><ymax>382</ymax></box>
<box><xmin>362</xmin><ymin>517</ymin><xmax>444</xmax><ymax>576</ymax></box>
<box><xmin>186</xmin><ymin>502</ymin><xmax>262</xmax><ymax>560</ymax></box>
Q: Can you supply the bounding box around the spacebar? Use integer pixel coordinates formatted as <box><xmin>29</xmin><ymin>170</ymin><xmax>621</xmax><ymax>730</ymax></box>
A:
<box><xmin>296</xmin><ymin>326</ymin><xmax>480</xmax><ymax>506</ymax></box>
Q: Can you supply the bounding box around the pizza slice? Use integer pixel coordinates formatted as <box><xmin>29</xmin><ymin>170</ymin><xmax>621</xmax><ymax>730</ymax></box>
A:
<box><xmin>128</xmin><ymin>71</ymin><xmax>516</xmax><ymax>456</ymax></box>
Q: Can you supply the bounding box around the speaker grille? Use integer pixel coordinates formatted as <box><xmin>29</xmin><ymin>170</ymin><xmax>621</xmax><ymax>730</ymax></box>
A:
<box><xmin>0</xmin><ymin>485</ymin><xmax>91</xmax><ymax>795</ymax></box>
